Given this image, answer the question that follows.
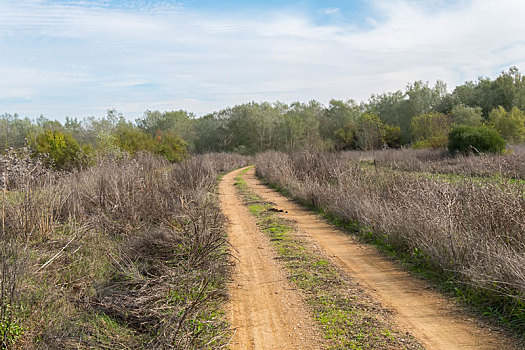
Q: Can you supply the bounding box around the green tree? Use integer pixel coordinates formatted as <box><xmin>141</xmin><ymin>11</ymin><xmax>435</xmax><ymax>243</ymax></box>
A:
<box><xmin>488</xmin><ymin>106</ymin><xmax>525</xmax><ymax>144</ymax></box>
<box><xmin>383</xmin><ymin>124</ymin><xmax>402</xmax><ymax>148</ymax></box>
<box><xmin>154</xmin><ymin>131</ymin><xmax>187</xmax><ymax>162</ymax></box>
<box><xmin>0</xmin><ymin>114</ymin><xmax>36</xmax><ymax>149</ymax></box>
<box><xmin>281</xmin><ymin>101</ymin><xmax>323</xmax><ymax>151</ymax></box>
<box><xmin>137</xmin><ymin>110</ymin><xmax>195</xmax><ymax>151</ymax></box>
<box><xmin>450</xmin><ymin>104</ymin><xmax>483</xmax><ymax>126</ymax></box>
<box><xmin>113</xmin><ymin>122</ymin><xmax>156</xmax><ymax>155</ymax></box>
<box><xmin>333</xmin><ymin>121</ymin><xmax>357</xmax><ymax>150</ymax></box>
<box><xmin>355</xmin><ymin>114</ymin><xmax>384</xmax><ymax>150</ymax></box>
<box><xmin>319</xmin><ymin>99</ymin><xmax>361</xmax><ymax>148</ymax></box>
<box><xmin>367</xmin><ymin>81</ymin><xmax>448</xmax><ymax>143</ymax></box>
<box><xmin>411</xmin><ymin>112</ymin><xmax>451</xmax><ymax>149</ymax></box>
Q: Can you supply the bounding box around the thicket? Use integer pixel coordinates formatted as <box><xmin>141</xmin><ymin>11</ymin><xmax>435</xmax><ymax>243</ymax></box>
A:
<box><xmin>3</xmin><ymin>67</ymin><xmax>525</xmax><ymax>166</ymax></box>
<box><xmin>0</xmin><ymin>151</ymin><xmax>251</xmax><ymax>348</ymax></box>
<box><xmin>448</xmin><ymin>125</ymin><xmax>506</xmax><ymax>155</ymax></box>
<box><xmin>256</xmin><ymin>151</ymin><xmax>525</xmax><ymax>335</ymax></box>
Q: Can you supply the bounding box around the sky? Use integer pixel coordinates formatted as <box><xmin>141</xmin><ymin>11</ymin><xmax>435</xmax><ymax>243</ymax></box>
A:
<box><xmin>1</xmin><ymin>0</ymin><xmax>525</xmax><ymax>121</ymax></box>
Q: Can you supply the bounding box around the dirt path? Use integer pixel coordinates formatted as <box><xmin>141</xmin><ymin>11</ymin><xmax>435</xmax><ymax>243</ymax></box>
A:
<box><xmin>220</xmin><ymin>168</ymin><xmax>323</xmax><ymax>350</ymax></box>
<box><xmin>242</xmin><ymin>167</ymin><xmax>520</xmax><ymax>350</ymax></box>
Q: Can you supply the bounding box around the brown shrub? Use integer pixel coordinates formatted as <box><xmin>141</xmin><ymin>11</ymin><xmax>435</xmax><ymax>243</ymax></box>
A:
<box><xmin>256</xmin><ymin>151</ymin><xmax>525</xmax><ymax>300</ymax></box>
<box><xmin>1</xmin><ymin>151</ymin><xmax>251</xmax><ymax>349</ymax></box>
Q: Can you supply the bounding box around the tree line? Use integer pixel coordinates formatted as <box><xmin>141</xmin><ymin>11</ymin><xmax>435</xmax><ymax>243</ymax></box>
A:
<box><xmin>2</xmin><ymin>67</ymin><xmax>525</xmax><ymax>168</ymax></box>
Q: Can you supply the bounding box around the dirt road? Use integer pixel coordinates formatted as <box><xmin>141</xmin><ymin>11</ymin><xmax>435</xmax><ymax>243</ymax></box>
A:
<box><xmin>235</xmin><ymin>167</ymin><xmax>519</xmax><ymax>350</ymax></box>
<box><xmin>219</xmin><ymin>168</ymin><xmax>323</xmax><ymax>350</ymax></box>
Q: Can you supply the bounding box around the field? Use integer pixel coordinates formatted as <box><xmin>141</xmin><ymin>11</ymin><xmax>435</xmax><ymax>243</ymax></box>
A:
<box><xmin>256</xmin><ymin>149</ymin><xmax>525</xmax><ymax>336</ymax></box>
<box><xmin>0</xmin><ymin>152</ymin><xmax>250</xmax><ymax>349</ymax></box>
<box><xmin>2</xmin><ymin>148</ymin><xmax>525</xmax><ymax>349</ymax></box>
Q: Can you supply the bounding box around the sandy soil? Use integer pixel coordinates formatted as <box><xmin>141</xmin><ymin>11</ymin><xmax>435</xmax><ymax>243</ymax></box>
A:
<box><xmin>241</xmin><ymin>167</ymin><xmax>521</xmax><ymax>350</ymax></box>
<box><xmin>219</xmin><ymin>167</ymin><xmax>323</xmax><ymax>350</ymax></box>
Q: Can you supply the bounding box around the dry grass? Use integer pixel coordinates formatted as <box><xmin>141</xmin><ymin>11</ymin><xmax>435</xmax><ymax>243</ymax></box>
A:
<box><xmin>357</xmin><ymin>146</ymin><xmax>525</xmax><ymax>180</ymax></box>
<box><xmin>1</xmin><ymin>151</ymin><xmax>251</xmax><ymax>349</ymax></box>
<box><xmin>256</xmin><ymin>150</ymin><xmax>525</xmax><ymax>335</ymax></box>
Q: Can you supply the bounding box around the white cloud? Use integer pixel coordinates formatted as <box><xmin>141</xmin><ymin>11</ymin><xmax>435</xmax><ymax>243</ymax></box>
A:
<box><xmin>324</xmin><ymin>7</ymin><xmax>340</xmax><ymax>15</ymax></box>
<box><xmin>1</xmin><ymin>0</ymin><xmax>525</xmax><ymax>120</ymax></box>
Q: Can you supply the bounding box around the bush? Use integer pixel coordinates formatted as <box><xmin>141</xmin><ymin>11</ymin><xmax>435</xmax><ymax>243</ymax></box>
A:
<box><xmin>448</xmin><ymin>125</ymin><xmax>506</xmax><ymax>155</ymax></box>
<box><xmin>30</xmin><ymin>130</ymin><xmax>89</xmax><ymax>170</ymax></box>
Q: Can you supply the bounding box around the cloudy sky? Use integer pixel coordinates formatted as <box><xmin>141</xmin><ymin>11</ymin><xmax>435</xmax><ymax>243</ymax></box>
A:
<box><xmin>1</xmin><ymin>0</ymin><xmax>524</xmax><ymax>121</ymax></box>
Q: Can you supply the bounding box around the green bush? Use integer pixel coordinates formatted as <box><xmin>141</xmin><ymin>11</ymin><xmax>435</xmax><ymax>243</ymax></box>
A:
<box><xmin>448</xmin><ymin>125</ymin><xmax>506</xmax><ymax>155</ymax></box>
<box><xmin>30</xmin><ymin>130</ymin><xmax>88</xmax><ymax>170</ymax></box>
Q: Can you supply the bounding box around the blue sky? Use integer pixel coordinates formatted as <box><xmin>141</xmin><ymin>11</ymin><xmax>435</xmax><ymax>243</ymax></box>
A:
<box><xmin>1</xmin><ymin>0</ymin><xmax>525</xmax><ymax>121</ymax></box>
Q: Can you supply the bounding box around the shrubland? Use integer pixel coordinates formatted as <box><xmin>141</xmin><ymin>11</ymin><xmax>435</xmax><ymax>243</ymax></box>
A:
<box><xmin>256</xmin><ymin>150</ymin><xmax>525</xmax><ymax>335</ymax></box>
<box><xmin>0</xmin><ymin>151</ymin><xmax>251</xmax><ymax>349</ymax></box>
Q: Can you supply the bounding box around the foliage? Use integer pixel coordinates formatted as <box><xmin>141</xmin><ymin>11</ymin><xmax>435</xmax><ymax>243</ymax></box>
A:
<box><xmin>411</xmin><ymin>112</ymin><xmax>451</xmax><ymax>149</ymax></box>
<box><xmin>451</xmin><ymin>104</ymin><xmax>483</xmax><ymax>126</ymax></box>
<box><xmin>448</xmin><ymin>125</ymin><xmax>506</xmax><ymax>155</ymax></box>
<box><xmin>383</xmin><ymin>124</ymin><xmax>402</xmax><ymax>148</ymax></box>
<box><xmin>3</xmin><ymin>66</ymin><xmax>525</xmax><ymax>166</ymax></box>
<box><xmin>154</xmin><ymin>131</ymin><xmax>188</xmax><ymax>162</ymax></box>
<box><xmin>489</xmin><ymin>106</ymin><xmax>525</xmax><ymax>144</ymax></box>
<box><xmin>333</xmin><ymin>121</ymin><xmax>357</xmax><ymax>150</ymax></box>
<box><xmin>30</xmin><ymin>130</ymin><xmax>88</xmax><ymax>170</ymax></box>
<box><xmin>0</xmin><ymin>309</ymin><xmax>24</xmax><ymax>349</ymax></box>
<box><xmin>356</xmin><ymin>113</ymin><xmax>385</xmax><ymax>150</ymax></box>
<box><xmin>319</xmin><ymin>99</ymin><xmax>361</xmax><ymax>147</ymax></box>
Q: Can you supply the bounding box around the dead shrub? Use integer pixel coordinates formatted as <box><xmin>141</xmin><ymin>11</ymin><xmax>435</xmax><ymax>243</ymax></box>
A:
<box><xmin>256</xmin><ymin>150</ymin><xmax>525</xmax><ymax>332</ymax></box>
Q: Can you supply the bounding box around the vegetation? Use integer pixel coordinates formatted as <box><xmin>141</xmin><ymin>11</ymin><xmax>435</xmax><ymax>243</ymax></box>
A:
<box><xmin>234</xmin><ymin>169</ymin><xmax>422</xmax><ymax>349</ymax></box>
<box><xmin>1</xmin><ymin>66</ymin><xmax>525</xmax><ymax>347</ymax></box>
<box><xmin>3</xmin><ymin>67</ymin><xmax>525</xmax><ymax>167</ymax></box>
<box><xmin>448</xmin><ymin>125</ymin><xmax>506</xmax><ymax>155</ymax></box>
<box><xmin>0</xmin><ymin>152</ymin><xmax>251</xmax><ymax>348</ymax></box>
<box><xmin>256</xmin><ymin>150</ymin><xmax>525</xmax><ymax>336</ymax></box>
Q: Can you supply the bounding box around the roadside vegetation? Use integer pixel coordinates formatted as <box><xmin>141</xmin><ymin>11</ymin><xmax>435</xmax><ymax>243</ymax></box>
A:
<box><xmin>234</xmin><ymin>169</ymin><xmax>423</xmax><ymax>349</ymax></box>
<box><xmin>0</xmin><ymin>151</ymin><xmax>250</xmax><ymax>349</ymax></box>
<box><xmin>256</xmin><ymin>150</ymin><xmax>525</xmax><ymax>338</ymax></box>
<box><xmin>2</xmin><ymin>66</ymin><xmax>525</xmax><ymax>347</ymax></box>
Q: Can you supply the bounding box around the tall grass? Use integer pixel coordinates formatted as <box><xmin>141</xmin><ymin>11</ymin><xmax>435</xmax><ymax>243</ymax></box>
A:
<box><xmin>357</xmin><ymin>146</ymin><xmax>525</xmax><ymax>179</ymax></box>
<box><xmin>1</xmin><ymin>151</ymin><xmax>251</xmax><ymax>349</ymax></box>
<box><xmin>256</xmin><ymin>151</ymin><xmax>525</xmax><ymax>334</ymax></box>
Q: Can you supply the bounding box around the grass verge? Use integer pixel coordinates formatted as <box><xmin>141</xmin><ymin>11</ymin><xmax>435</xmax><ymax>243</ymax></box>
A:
<box><xmin>234</xmin><ymin>168</ymin><xmax>422</xmax><ymax>350</ymax></box>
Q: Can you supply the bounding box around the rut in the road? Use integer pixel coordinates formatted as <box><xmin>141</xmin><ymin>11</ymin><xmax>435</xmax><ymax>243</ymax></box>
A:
<box><xmin>219</xmin><ymin>168</ymin><xmax>323</xmax><ymax>350</ymax></box>
<box><xmin>241</xmin><ymin>167</ymin><xmax>521</xmax><ymax>350</ymax></box>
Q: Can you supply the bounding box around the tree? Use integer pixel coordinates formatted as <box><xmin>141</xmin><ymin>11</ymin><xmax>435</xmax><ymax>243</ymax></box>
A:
<box><xmin>488</xmin><ymin>106</ymin><xmax>525</xmax><ymax>144</ymax></box>
<box><xmin>411</xmin><ymin>112</ymin><xmax>451</xmax><ymax>149</ymax></box>
<box><xmin>0</xmin><ymin>114</ymin><xmax>36</xmax><ymax>149</ymax></box>
<box><xmin>383</xmin><ymin>124</ymin><xmax>402</xmax><ymax>148</ymax></box>
<box><xmin>113</xmin><ymin>122</ymin><xmax>156</xmax><ymax>155</ymax></box>
<box><xmin>137</xmin><ymin>110</ymin><xmax>195</xmax><ymax>151</ymax></box>
<box><xmin>333</xmin><ymin>121</ymin><xmax>357</xmax><ymax>150</ymax></box>
<box><xmin>367</xmin><ymin>81</ymin><xmax>449</xmax><ymax>144</ymax></box>
<box><xmin>451</xmin><ymin>104</ymin><xmax>483</xmax><ymax>126</ymax></box>
<box><xmin>319</xmin><ymin>99</ymin><xmax>361</xmax><ymax>147</ymax></box>
<box><xmin>154</xmin><ymin>131</ymin><xmax>187</xmax><ymax>162</ymax></box>
<box><xmin>355</xmin><ymin>114</ymin><xmax>384</xmax><ymax>151</ymax></box>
